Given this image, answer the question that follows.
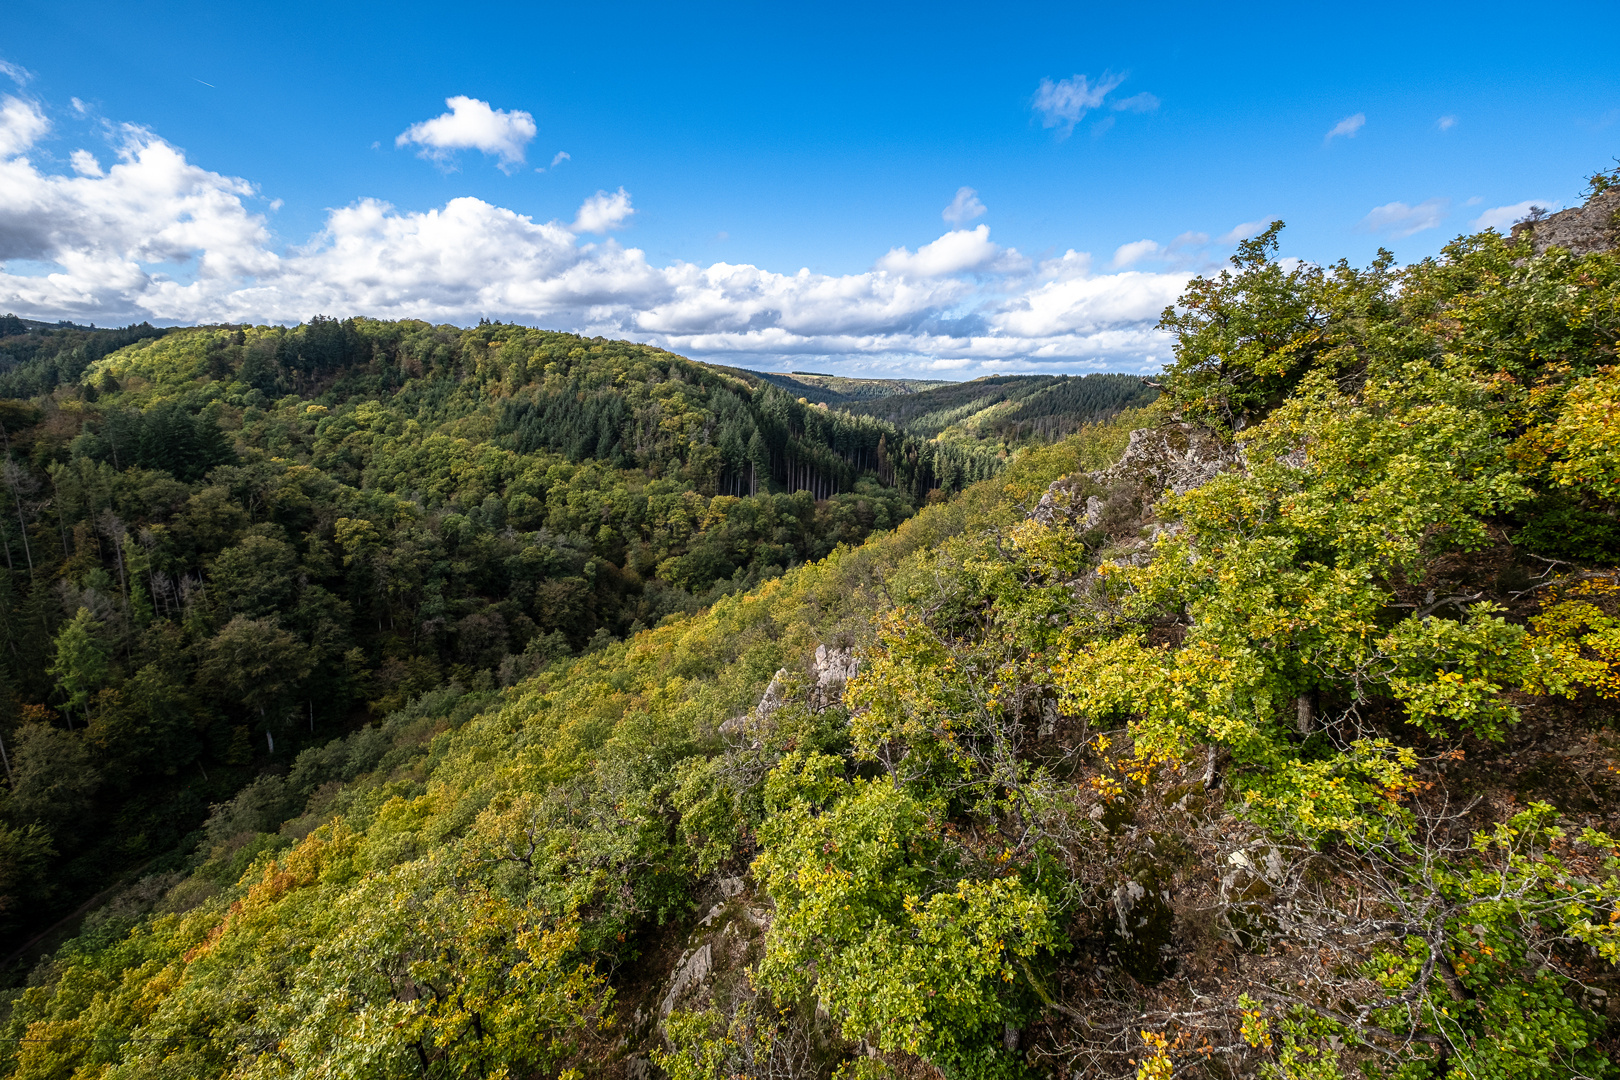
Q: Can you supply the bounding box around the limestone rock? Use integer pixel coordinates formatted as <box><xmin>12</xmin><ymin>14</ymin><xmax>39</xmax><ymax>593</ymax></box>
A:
<box><xmin>809</xmin><ymin>644</ymin><xmax>858</xmax><ymax>711</ymax></box>
<box><xmin>1511</xmin><ymin>188</ymin><xmax>1620</xmax><ymax>255</ymax></box>
<box><xmin>1031</xmin><ymin>422</ymin><xmax>1241</xmax><ymax>539</ymax></box>
<box><xmin>660</xmin><ymin>943</ymin><xmax>712</xmax><ymax>1019</ymax></box>
<box><xmin>719</xmin><ymin>668</ymin><xmax>789</xmax><ymax>737</ymax></box>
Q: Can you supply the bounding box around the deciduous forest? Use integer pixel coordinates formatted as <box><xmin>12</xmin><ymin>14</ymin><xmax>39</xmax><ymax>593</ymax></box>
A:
<box><xmin>4</xmin><ymin>175</ymin><xmax>1620</xmax><ymax>1080</ymax></box>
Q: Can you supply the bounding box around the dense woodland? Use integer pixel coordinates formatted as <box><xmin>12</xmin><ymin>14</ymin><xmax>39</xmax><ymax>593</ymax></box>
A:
<box><xmin>842</xmin><ymin>373</ymin><xmax>1160</xmax><ymax>446</ymax></box>
<box><xmin>0</xmin><ymin>321</ymin><xmax>1028</xmax><ymax>958</ymax></box>
<box><xmin>6</xmin><ymin>173</ymin><xmax>1620</xmax><ymax>1080</ymax></box>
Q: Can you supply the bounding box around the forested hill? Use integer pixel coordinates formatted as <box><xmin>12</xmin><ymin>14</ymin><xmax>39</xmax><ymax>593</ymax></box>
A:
<box><xmin>841</xmin><ymin>372</ymin><xmax>1160</xmax><ymax>445</ymax></box>
<box><xmin>709</xmin><ymin>368</ymin><xmax>953</xmax><ymax>407</ymax></box>
<box><xmin>0</xmin><ymin>317</ymin><xmax>1160</xmax><ymax>962</ymax></box>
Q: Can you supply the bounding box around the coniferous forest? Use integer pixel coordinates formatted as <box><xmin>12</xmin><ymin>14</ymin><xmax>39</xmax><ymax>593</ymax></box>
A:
<box><xmin>5</xmin><ymin>178</ymin><xmax>1620</xmax><ymax>1080</ymax></box>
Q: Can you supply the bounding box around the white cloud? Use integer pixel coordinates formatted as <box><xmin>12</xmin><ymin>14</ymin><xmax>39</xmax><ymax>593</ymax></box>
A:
<box><xmin>877</xmin><ymin>225</ymin><xmax>1021</xmax><ymax>278</ymax></box>
<box><xmin>1437</xmin><ymin>115</ymin><xmax>1456</xmax><ymax>131</ymax></box>
<box><xmin>1111</xmin><ymin>92</ymin><xmax>1159</xmax><ymax>114</ymax></box>
<box><xmin>1471</xmin><ymin>200</ymin><xmax>1561</xmax><ymax>231</ymax></box>
<box><xmin>1361</xmin><ymin>197</ymin><xmax>1449</xmax><ymax>238</ymax></box>
<box><xmin>0</xmin><ymin>123</ymin><xmax>273</xmax><ymax>301</ymax></box>
<box><xmin>0</xmin><ymin>95</ymin><xmax>50</xmax><ymax>158</ymax></box>
<box><xmin>1218</xmin><ymin>217</ymin><xmax>1280</xmax><ymax>244</ymax></box>
<box><xmin>551</xmin><ymin>150</ymin><xmax>570</xmax><ymax>167</ymax></box>
<box><xmin>69</xmin><ymin>149</ymin><xmax>103</xmax><ymax>177</ymax></box>
<box><xmin>0</xmin><ymin>61</ymin><xmax>31</xmax><ymax>87</ymax></box>
<box><xmin>1169</xmin><ymin>231</ymin><xmax>1208</xmax><ymax>249</ymax></box>
<box><xmin>0</xmin><ymin>96</ymin><xmax>1209</xmax><ymax>374</ymax></box>
<box><xmin>1111</xmin><ymin>239</ymin><xmax>1159</xmax><ymax>268</ymax></box>
<box><xmin>395</xmin><ymin>96</ymin><xmax>537</xmax><ymax>172</ymax></box>
<box><xmin>998</xmin><ymin>268</ymin><xmax>1189</xmax><ymax>339</ymax></box>
<box><xmin>1038</xmin><ymin>249</ymin><xmax>1093</xmax><ymax>281</ymax></box>
<box><xmin>1325</xmin><ymin>113</ymin><xmax>1365</xmax><ymax>143</ymax></box>
<box><xmin>571</xmin><ymin>187</ymin><xmax>634</xmax><ymax>233</ymax></box>
<box><xmin>942</xmin><ymin>186</ymin><xmax>986</xmax><ymax>225</ymax></box>
<box><xmin>1033</xmin><ymin>72</ymin><xmax>1126</xmax><ymax>137</ymax></box>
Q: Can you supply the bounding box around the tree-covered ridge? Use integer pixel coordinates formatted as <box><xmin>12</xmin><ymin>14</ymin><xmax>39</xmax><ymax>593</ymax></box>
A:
<box><xmin>841</xmin><ymin>372</ymin><xmax>1160</xmax><ymax>446</ymax></box>
<box><xmin>707</xmin><ymin>367</ymin><xmax>953</xmax><ymax>408</ymax></box>
<box><xmin>0</xmin><ymin>319</ymin><xmax>1064</xmax><ymax>958</ymax></box>
<box><xmin>0</xmin><ymin>319</ymin><xmax>170</xmax><ymax>401</ymax></box>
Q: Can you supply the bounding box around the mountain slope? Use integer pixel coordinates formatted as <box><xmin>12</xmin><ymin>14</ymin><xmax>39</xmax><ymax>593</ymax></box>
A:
<box><xmin>707</xmin><ymin>367</ymin><xmax>953</xmax><ymax>407</ymax></box>
<box><xmin>0</xmin><ymin>318</ymin><xmax>1159</xmax><ymax>965</ymax></box>
<box><xmin>11</xmin><ymin>184</ymin><xmax>1620</xmax><ymax>1080</ymax></box>
<box><xmin>841</xmin><ymin>372</ymin><xmax>1160</xmax><ymax>445</ymax></box>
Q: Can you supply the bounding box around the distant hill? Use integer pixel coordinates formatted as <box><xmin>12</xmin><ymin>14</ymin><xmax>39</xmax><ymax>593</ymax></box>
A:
<box><xmin>708</xmin><ymin>365</ymin><xmax>952</xmax><ymax>406</ymax></box>
<box><xmin>840</xmin><ymin>371</ymin><xmax>1159</xmax><ymax>444</ymax></box>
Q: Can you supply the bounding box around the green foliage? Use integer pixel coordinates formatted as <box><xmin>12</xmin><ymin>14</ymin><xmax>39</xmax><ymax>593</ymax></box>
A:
<box><xmin>0</xmin><ymin>317</ymin><xmax>1164</xmax><ymax>952</ymax></box>
<box><xmin>755</xmin><ymin>754</ymin><xmax>1058</xmax><ymax>1078</ymax></box>
<box><xmin>842</xmin><ymin>373</ymin><xmax>1159</xmax><ymax>446</ymax></box>
<box><xmin>0</xmin><ymin>412</ymin><xmax>1110</xmax><ymax>1080</ymax></box>
<box><xmin>16</xmin><ymin>182</ymin><xmax>1620</xmax><ymax>1080</ymax></box>
<box><xmin>47</xmin><ymin>608</ymin><xmax>108</xmax><ymax>723</ymax></box>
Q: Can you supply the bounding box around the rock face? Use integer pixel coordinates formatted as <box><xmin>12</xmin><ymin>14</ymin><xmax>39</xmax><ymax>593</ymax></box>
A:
<box><xmin>660</xmin><ymin>943</ymin><xmax>713</xmax><ymax>1019</ymax></box>
<box><xmin>1511</xmin><ymin>188</ymin><xmax>1620</xmax><ymax>255</ymax></box>
<box><xmin>718</xmin><ymin>646</ymin><xmax>858</xmax><ymax>737</ymax></box>
<box><xmin>1031</xmin><ymin>423</ymin><xmax>1241</xmax><ymax>541</ymax></box>
<box><xmin>719</xmin><ymin>668</ymin><xmax>788</xmax><ymax>737</ymax></box>
<box><xmin>809</xmin><ymin>644</ymin><xmax>857</xmax><ymax>711</ymax></box>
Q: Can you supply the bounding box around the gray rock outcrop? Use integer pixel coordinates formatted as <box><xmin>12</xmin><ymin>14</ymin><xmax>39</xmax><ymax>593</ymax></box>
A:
<box><xmin>1511</xmin><ymin>188</ymin><xmax>1620</xmax><ymax>255</ymax></box>
<box><xmin>1031</xmin><ymin>423</ymin><xmax>1241</xmax><ymax>535</ymax></box>
<box><xmin>809</xmin><ymin>644</ymin><xmax>857</xmax><ymax>711</ymax></box>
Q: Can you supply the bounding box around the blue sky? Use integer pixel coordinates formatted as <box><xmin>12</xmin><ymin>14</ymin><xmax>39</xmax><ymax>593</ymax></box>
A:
<box><xmin>2</xmin><ymin>0</ymin><xmax>1617</xmax><ymax>375</ymax></box>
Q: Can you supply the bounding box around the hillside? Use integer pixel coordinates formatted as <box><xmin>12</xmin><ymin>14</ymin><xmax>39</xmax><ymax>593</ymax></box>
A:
<box><xmin>708</xmin><ymin>368</ymin><xmax>954</xmax><ymax>407</ymax></box>
<box><xmin>0</xmin><ymin>320</ymin><xmax>1034</xmax><ymax>956</ymax></box>
<box><xmin>841</xmin><ymin>372</ymin><xmax>1160</xmax><ymax>446</ymax></box>
<box><xmin>0</xmin><ymin>315</ymin><xmax>1173</xmax><ymax>969</ymax></box>
<box><xmin>7</xmin><ymin>173</ymin><xmax>1620</xmax><ymax>1080</ymax></box>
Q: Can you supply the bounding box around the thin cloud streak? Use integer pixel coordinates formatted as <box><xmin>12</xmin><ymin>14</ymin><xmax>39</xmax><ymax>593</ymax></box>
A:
<box><xmin>1361</xmin><ymin>197</ymin><xmax>1449</xmax><ymax>238</ymax></box>
<box><xmin>1325</xmin><ymin>113</ymin><xmax>1365</xmax><ymax>143</ymax></box>
<box><xmin>1033</xmin><ymin>72</ymin><xmax>1126</xmax><ymax>137</ymax></box>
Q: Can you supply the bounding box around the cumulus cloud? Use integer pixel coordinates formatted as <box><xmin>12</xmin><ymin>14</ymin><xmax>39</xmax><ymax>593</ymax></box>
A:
<box><xmin>1033</xmin><ymin>72</ymin><xmax>1126</xmax><ymax>137</ymax></box>
<box><xmin>942</xmin><ymin>186</ymin><xmax>986</xmax><ymax>226</ymax></box>
<box><xmin>69</xmin><ymin>149</ymin><xmax>103</xmax><ymax>177</ymax></box>
<box><xmin>1362</xmin><ymin>197</ymin><xmax>1449</xmax><ymax>238</ymax></box>
<box><xmin>877</xmin><ymin>225</ymin><xmax>1022</xmax><ymax>278</ymax></box>
<box><xmin>396</xmin><ymin>96</ymin><xmax>537</xmax><ymax>172</ymax></box>
<box><xmin>571</xmin><ymin>187</ymin><xmax>634</xmax><ymax>233</ymax></box>
<box><xmin>998</xmin><ymin>268</ymin><xmax>1189</xmax><ymax>340</ymax></box>
<box><xmin>1038</xmin><ymin>249</ymin><xmax>1093</xmax><ymax>281</ymax></box>
<box><xmin>1111</xmin><ymin>239</ymin><xmax>1159</xmax><ymax>268</ymax></box>
<box><xmin>1325</xmin><ymin>113</ymin><xmax>1365</xmax><ymax>143</ymax></box>
<box><xmin>0</xmin><ymin>95</ymin><xmax>50</xmax><ymax>158</ymax></box>
<box><xmin>550</xmin><ymin>150</ymin><xmax>570</xmax><ymax>167</ymax></box>
<box><xmin>0</xmin><ymin>96</ymin><xmax>1209</xmax><ymax>373</ymax></box>
<box><xmin>1471</xmin><ymin>200</ymin><xmax>1560</xmax><ymax>231</ymax></box>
